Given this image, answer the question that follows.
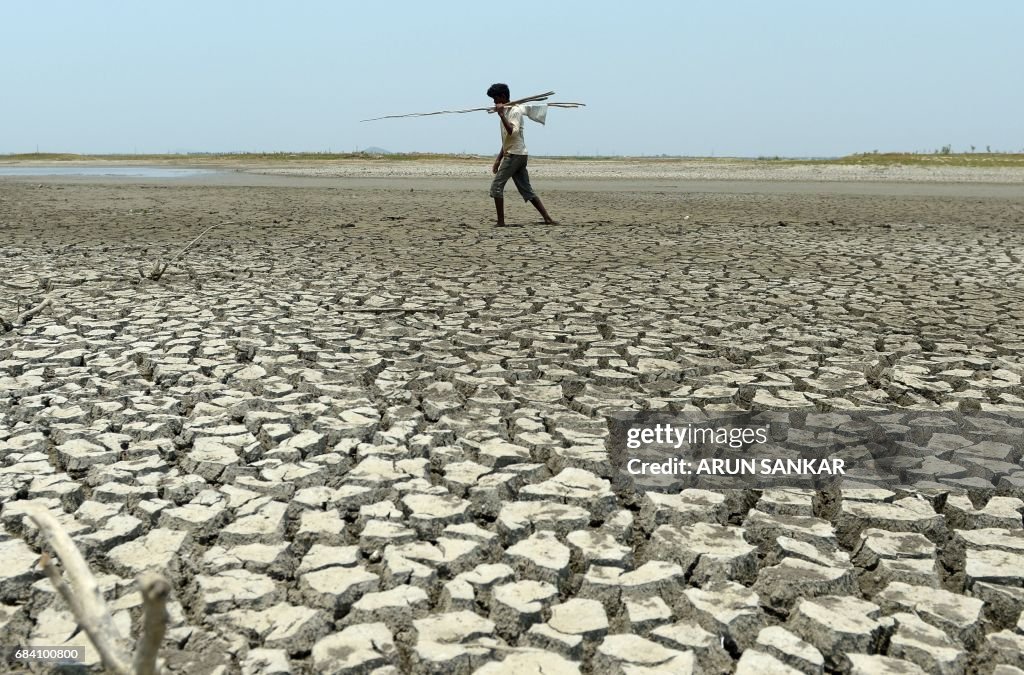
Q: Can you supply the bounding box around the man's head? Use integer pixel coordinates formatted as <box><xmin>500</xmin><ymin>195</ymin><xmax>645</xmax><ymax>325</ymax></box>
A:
<box><xmin>487</xmin><ymin>83</ymin><xmax>510</xmax><ymax>104</ymax></box>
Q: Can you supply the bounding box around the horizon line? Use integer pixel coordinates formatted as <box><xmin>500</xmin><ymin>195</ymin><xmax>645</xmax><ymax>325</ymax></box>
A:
<box><xmin>5</xmin><ymin>150</ymin><xmax>1024</xmax><ymax>162</ymax></box>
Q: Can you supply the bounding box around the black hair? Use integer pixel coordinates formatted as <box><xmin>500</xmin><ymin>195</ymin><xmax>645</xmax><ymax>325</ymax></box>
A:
<box><xmin>486</xmin><ymin>83</ymin><xmax>510</xmax><ymax>100</ymax></box>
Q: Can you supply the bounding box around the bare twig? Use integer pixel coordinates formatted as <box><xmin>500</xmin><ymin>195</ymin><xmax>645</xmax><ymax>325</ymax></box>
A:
<box><xmin>138</xmin><ymin>262</ymin><xmax>169</xmax><ymax>281</ymax></box>
<box><xmin>39</xmin><ymin>552</ymin><xmax>79</xmax><ymax>614</ymax></box>
<box><xmin>338</xmin><ymin>307</ymin><xmax>439</xmax><ymax>314</ymax></box>
<box><xmin>0</xmin><ymin>280</ymin><xmax>36</xmax><ymax>291</ymax></box>
<box><xmin>2</xmin><ymin>290</ymin><xmax>68</xmax><ymax>330</ymax></box>
<box><xmin>29</xmin><ymin>507</ymin><xmax>133</xmax><ymax>675</ymax></box>
<box><xmin>168</xmin><ymin>221</ymin><xmax>236</xmax><ymax>264</ymax></box>
<box><xmin>16</xmin><ymin>294</ymin><xmax>53</xmax><ymax>323</ymax></box>
<box><xmin>133</xmin><ymin>573</ymin><xmax>170</xmax><ymax>675</ymax></box>
<box><xmin>29</xmin><ymin>507</ymin><xmax>172</xmax><ymax>674</ymax></box>
<box><xmin>139</xmin><ymin>220</ymin><xmax>236</xmax><ymax>281</ymax></box>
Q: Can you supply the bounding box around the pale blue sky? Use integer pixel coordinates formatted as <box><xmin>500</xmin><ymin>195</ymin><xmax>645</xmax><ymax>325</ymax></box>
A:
<box><xmin>2</xmin><ymin>1</ymin><xmax>1021</xmax><ymax>157</ymax></box>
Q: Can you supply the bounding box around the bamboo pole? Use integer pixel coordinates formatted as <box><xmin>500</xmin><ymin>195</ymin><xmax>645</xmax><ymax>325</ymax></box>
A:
<box><xmin>360</xmin><ymin>91</ymin><xmax>584</xmax><ymax>122</ymax></box>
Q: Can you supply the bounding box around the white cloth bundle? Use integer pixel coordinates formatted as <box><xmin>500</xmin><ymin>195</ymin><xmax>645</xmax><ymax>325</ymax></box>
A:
<box><xmin>523</xmin><ymin>103</ymin><xmax>548</xmax><ymax>125</ymax></box>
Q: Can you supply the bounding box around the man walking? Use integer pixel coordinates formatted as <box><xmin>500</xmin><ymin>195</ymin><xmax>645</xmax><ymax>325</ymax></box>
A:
<box><xmin>487</xmin><ymin>83</ymin><xmax>556</xmax><ymax>227</ymax></box>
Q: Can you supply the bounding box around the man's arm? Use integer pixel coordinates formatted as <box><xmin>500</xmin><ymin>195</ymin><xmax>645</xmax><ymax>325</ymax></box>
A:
<box><xmin>492</xmin><ymin>149</ymin><xmax>504</xmax><ymax>174</ymax></box>
<box><xmin>496</xmin><ymin>104</ymin><xmax>521</xmax><ymax>136</ymax></box>
<box><xmin>496</xmin><ymin>105</ymin><xmax>515</xmax><ymax>135</ymax></box>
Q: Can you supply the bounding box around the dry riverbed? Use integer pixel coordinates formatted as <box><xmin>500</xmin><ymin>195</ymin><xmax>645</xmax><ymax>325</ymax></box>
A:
<box><xmin>1</xmin><ymin>164</ymin><xmax>1023</xmax><ymax>673</ymax></box>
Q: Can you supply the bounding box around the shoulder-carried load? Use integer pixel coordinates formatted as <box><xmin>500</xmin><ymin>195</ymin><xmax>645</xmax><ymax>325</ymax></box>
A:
<box><xmin>360</xmin><ymin>91</ymin><xmax>584</xmax><ymax>123</ymax></box>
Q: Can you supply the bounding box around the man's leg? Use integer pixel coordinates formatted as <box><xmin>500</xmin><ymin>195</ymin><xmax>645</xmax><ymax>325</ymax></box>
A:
<box><xmin>512</xmin><ymin>159</ymin><xmax>556</xmax><ymax>225</ymax></box>
<box><xmin>490</xmin><ymin>156</ymin><xmax>517</xmax><ymax>226</ymax></box>
<box><xmin>529</xmin><ymin>197</ymin><xmax>556</xmax><ymax>225</ymax></box>
<box><xmin>493</xmin><ymin>197</ymin><xmax>505</xmax><ymax>226</ymax></box>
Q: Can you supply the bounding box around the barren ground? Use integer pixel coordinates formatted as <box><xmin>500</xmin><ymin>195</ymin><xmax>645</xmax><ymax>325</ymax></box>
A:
<box><xmin>1</xmin><ymin>162</ymin><xmax>1023</xmax><ymax>674</ymax></box>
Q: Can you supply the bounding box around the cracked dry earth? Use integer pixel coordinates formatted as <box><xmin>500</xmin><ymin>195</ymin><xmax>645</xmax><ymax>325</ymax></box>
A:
<box><xmin>1</xmin><ymin>178</ymin><xmax>1024</xmax><ymax>674</ymax></box>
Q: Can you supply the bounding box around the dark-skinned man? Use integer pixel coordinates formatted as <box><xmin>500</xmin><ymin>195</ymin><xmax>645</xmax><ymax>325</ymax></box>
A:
<box><xmin>486</xmin><ymin>83</ymin><xmax>556</xmax><ymax>227</ymax></box>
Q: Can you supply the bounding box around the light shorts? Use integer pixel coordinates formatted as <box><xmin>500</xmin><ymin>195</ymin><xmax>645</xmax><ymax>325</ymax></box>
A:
<box><xmin>489</xmin><ymin>153</ymin><xmax>536</xmax><ymax>201</ymax></box>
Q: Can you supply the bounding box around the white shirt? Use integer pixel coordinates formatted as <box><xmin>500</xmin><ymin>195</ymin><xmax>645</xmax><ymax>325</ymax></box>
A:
<box><xmin>499</xmin><ymin>104</ymin><xmax>528</xmax><ymax>155</ymax></box>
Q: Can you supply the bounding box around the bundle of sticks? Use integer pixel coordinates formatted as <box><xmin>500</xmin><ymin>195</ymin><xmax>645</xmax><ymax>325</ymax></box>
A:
<box><xmin>360</xmin><ymin>91</ymin><xmax>585</xmax><ymax>122</ymax></box>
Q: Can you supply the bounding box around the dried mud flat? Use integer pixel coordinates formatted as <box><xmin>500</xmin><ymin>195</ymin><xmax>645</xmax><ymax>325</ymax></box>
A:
<box><xmin>2</xmin><ymin>171</ymin><xmax>1024</xmax><ymax>674</ymax></box>
<box><xmin>247</xmin><ymin>157</ymin><xmax>1024</xmax><ymax>183</ymax></box>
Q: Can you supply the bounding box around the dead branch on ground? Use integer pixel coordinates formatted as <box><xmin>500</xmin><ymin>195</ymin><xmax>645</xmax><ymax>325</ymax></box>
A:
<box><xmin>338</xmin><ymin>307</ymin><xmax>439</xmax><ymax>314</ymax></box>
<box><xmin>133</xmin><ymin>573</ymin><xmax>171</xmax><ymax>675</ymax></box>
<box><xmin>0</xmin><ymin>290</ymin><xmax>69</xmax><ymax>333</ymax></box>
<box><xmin>139</xmin><ymin>220</ymin><xmax>236</xmax><ymax>281</ymax></box>
<box><xmin>28</xmin><ymin>506</ymin><xmax>170</xmax><ymax>675</ymax></box>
